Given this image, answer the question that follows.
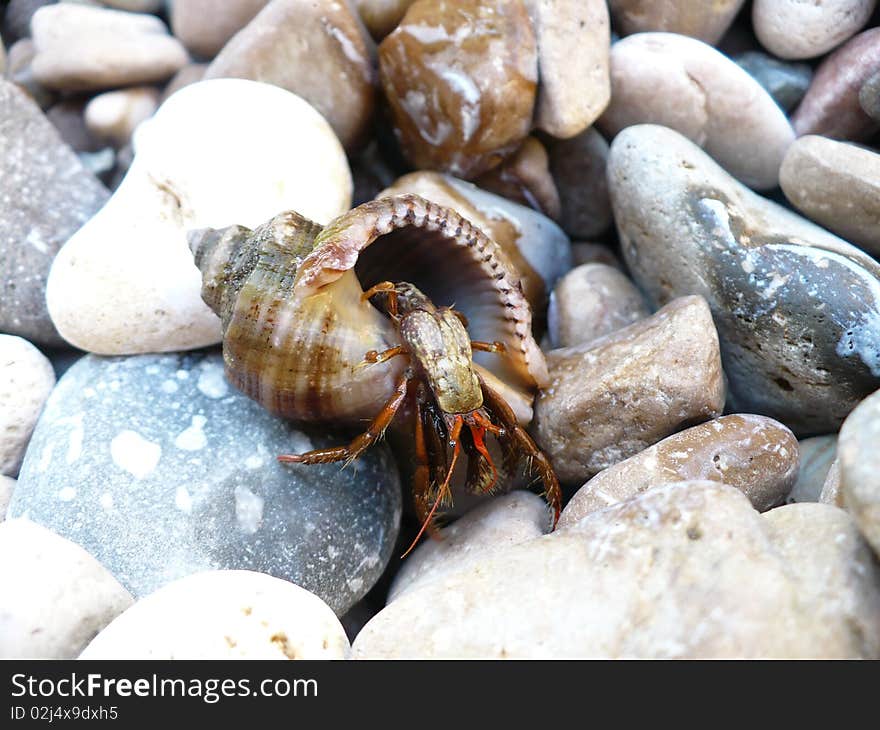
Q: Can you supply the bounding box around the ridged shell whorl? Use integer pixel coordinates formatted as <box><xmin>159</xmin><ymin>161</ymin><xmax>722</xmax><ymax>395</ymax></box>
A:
<box><xmin>189</xmin><ymin>194</ymin><xmax>548</xmax><ymax>425</ymax></box>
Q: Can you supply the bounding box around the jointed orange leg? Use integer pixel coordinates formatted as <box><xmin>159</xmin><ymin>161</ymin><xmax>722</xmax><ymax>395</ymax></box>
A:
<box><xmin>361</xmin><ymin>281</ymin><xmax>399</xmax><ymax>318</ymax></box>
<box><xmin>357</xmin><ymin>345</ymin><xmax>405</xmax><ymax>369</ymax></box>
<box><xmin>470</xmin><ymin>340</ymin><xmax>507</xmax><ymax>355</ymax></box>
<box><xmin>277</xmin><ymin>372</ymin><xmax>410</xmax><ymax>468</ymax></box>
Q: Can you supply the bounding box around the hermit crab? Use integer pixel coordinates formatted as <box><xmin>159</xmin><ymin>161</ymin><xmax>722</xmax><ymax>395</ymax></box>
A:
<box><xmin>189</xmin><ymin>194</ymin><xmax>561</xmax><ymax>554</ymax></box>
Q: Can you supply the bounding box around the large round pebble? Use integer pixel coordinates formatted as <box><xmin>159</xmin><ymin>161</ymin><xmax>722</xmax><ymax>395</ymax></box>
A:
<box><xmin>780</xmin><ymin>135</ymin><xmax>880</xmax><ymax>257</ymax></box>
<box><xmin>0</xmin><ymin>335</ymin><xmax>55</xmax><ymax>477</ymax></box>
<box><xmin>0</xmin><ymin>80</ymin><xmax>109</xmax><ymax>346</ymax></box>
<box><xmin>353</xmin><ymin>482</ymin><xmax>879</xmax><ymax>658</ymax></box>
<box><xmin>9</xmin><ymin>352</ymin><xmax>401</xmax><ymax>615</ymax></box>
<box><xmin>45</xmin><ymin>79</ymin><xmax>352</xmax><ymax>355</ymax></box>
<box><xmin>753</xmin><ymin>0</ymin><xmax>876</xmax><ymax>60</ymax></box>
<box><xmin>80</xmin><ymin>570</ymin><xmax>349</xmax><ymax>659</ymax></box>
<box><xmin>838</xmin><ymin>388</ymin><xmax>880</xmax><ymax>557</ymax></box>
<box><xmin>533</xmin><ymin>295</ymin><xmax>725</xmax><ymax>484</ymax></box>
<box><xmin>560</xmin><ymin>414</ymin><xmax>799</xmax><ymax>526</ymax></box>
<box><xmin>205</xmin><ymin>0</ymin><xmax>376</xmax><ymax>150</ymax></box>
<box><xmin>0</xmin><ymin>518</ymin><xmax>133</xmax><ymax>658</ymax></box>
<box><xmin>30</xmin><ymin>4</ymin><xmax>189</xmax><ymax>91</ymax></box>
<box><xmin>608</xmin><ymin>124</ymin><xmax>880</xmax><ymax>434</ymax></box>
<box><xmin>599</xmin><ymin>32</ymin><xmax>795</xmax><ymax>190</ymax></box>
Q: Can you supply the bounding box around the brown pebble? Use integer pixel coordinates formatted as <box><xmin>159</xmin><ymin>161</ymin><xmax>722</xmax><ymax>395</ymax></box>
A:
<box><xmin>792</xmin><ymin>28</ymin><xmax>880</xmax><ymax>141</ymax></box>
<box><xmin>475</xmin><ymin>137</ymin><xmax>561</xmax><ymax>219</ymax></box>
<box><xmin>205</xmin><ymin>0</ymin><xmax>376</xmax><ymax>150</ymax></box>
<box><xmin>171</xmin><ymin>0</ymin><xmax>269</xmax><ymax>59</ymax></box>
<box><xmin>547</xmin><ymin>263</ymin><xmax>648</xmax><ymax>348</ymax></box>
<box><xmin>379</xmin><ymin>0</ymin><xmax>537</xmax><ymax>179</ymax></box>
<box><xmin>161</xmin><ymin>63</ymin><xmax>208</xmax><ymax>103</ymax></box>
<box><xmin>780</xmin><ymin>135</ymin><xmax>880</xmax><ymax>257</ymax></box>
<box><xmin>533</xmin><ymin>295</ymin><xmax>726</xmax><ymax>484</ymax></box>
<box><xmin>559</xmin><ymin>414</ymin><xmax>799</xmax><ymax>526</ymax></box>
<box><xmin>546</xmin><ymin>127</ymin><xmax>612</xmax><ymax>238</ymax></box>
<box><xmin>570</xmin><ymin>242</ymin><xmax>622</xmax><ymax>269</ymax></box>
<box><xmin>609</xmin><ymin>0</ymin><xmax>746</xmax><ymax>45</ymax></box>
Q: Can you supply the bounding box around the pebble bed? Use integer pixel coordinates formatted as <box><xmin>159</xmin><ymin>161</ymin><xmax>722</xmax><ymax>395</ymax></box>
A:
<box><xmin>2</xmin><ymin>0</ymin><xmax>880</xmax><ymax>660</ymax></box>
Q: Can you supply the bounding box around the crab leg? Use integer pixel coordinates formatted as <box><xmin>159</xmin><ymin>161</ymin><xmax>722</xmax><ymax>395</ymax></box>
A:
<box><xmin>277</xmin><ymin>372</ymin><xmax>410</xmax><ymax>467</ymax></box>
<box><xmin>479</xmin><ymin>376</ymin><xmax>562</xmax><ymax>526</ymax></box>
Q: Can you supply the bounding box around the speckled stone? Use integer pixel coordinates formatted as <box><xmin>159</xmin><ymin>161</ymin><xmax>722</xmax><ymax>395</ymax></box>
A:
<box><xmin>353</xmin><ymin>482</ymin><xmax>880</xmax><ymax>658</ymax></box>
<box><xmin>533</xmin><ymin>295</ymin><xmax>725</xmax><ymax>484</ymax></box>
<box><xmin>80</xmin><ymin>570</ymin><xmax>349</xmax><ymax>659</ymax></box>
<box><xmin>753</xmin><ymin>0</ymin><xmax>876</xmax><ymax>60</ymax></box>
<box><xmin>599</xmin><ymin>33</ymin><xmax>795</xmax><ymax>190</ymax></box>
<box><xmin>791</xmin><ymin>28</ymin><xmax>880</xmax><ymax>141</ymax></box>
<box><xmin>0</xmin><ymin>517</ymin><xmax>133</xmax><ymax>658</ymax></box>
<box><xmin>838</xmin><ymin>388</ymin><xmax>880</xmax><ymax>557</ymax></box>
<box><xmin>546</xmin><ymin>127</ymin><xmax>612</xmax><ymax>238</ymax></box>
<box><xmin>608</xmin><ymin>0</ymin><xmax>746</xmax><ymax>45</ymax></box>
<box><xmin>9</xmin><ymin>352</ymin><xmax>402</xmax><ymax>615</ymax></box>
<box><xmin>547</xmin><ymin>263</ymin><xmax>649</xmax><ymax>349</ymax></box>
<box><xmin>560</xmin><ymin>414</ymin><xmax>799</xmax><ymax>526</ymax></box>
<box><xmin>0</xmin><ymin>79</ymin><xmax>109</xmax><ymax>346</ymax></box>
<box><xmin>608</xmin><ymin>124</ymin><xmax>880</xmax><ymax>434</ymax></box>
<box><xmin>780</xmin><ymin>135</ymin><xmax>880</xmax><ymax>257</ymax></box>
<box><xmin>788</xmin><ymin>435</ymin><xmax>837</xmax><ymax>503</ymax></box>
<box><xmin>735</xmin><ymin>51</ymin><xmax>812</xmax><ymax>112</ymax></box>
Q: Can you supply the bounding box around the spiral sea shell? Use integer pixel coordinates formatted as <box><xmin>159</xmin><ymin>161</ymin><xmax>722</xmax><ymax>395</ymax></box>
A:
<box><xmin>189</xmin><ymin>194</ymin><xmax>549</xmax><ymax>427</ymax></box>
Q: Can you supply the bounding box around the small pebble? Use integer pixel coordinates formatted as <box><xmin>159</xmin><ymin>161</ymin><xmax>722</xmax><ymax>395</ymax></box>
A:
<box><xmin>559</xmin><ymin>414</ymin><xmax>799</xmax><ymax>526</ymax></box>
<box><xmin>838</xmin><ymin>388</ymin><xmax>880</xmax><ymax>557</ymax></box>
<box><xmin>170</xmin><ymin>0</ymin><xmax>269</xmax><ymax>60</ymax></box>
<box><xmin>475</xmin><ymin>137</ymin><xmax>561</xmax><ymax>220</ymax></box>
<box><xmin>0</xmin><ymin>335</ymin><xmax>55</xmax><ymax>477</ymax></box>
<box><xmin>533</xmin><ymin>295</ymin><xmax>725</xmax><ymax>484</ymax></box>
<box><xmin>820</xmin><ymin>460</ymin><xmax>843</xmax><ymax>506</ymax></box>
<box><xmin>546</xmin><ymin>127</ymin><xmax>613</xmax><ymax>238</ymax></box>
<box><xmin>599</xmin><ymin>32</ymin><xmax>795</xmax><ymax>190</ymax></box>
<box><xmin>80</xmin><ymin>570</ymin><xmax>349</xmax><ymax>659</ymax></box>
<box><xmin>570</xmin><ymin>242</ymin><xmax>622</xmax><ymax>269</ymax></box>
<box><xmin>788</xmin><ymin>435</ymin><xmax>838</xmax><ymax>503</ymax></box>
<box><xmin>792</xmin><ymin>28</ymin><xmax>880</xmax><ymax>141</ymax></box>
<box><xmin>608</xmin><ymin>0</ymin><xmax>746</xmax><ymax>45</ymax></box>
<box><xmin>160</xmin><ymin>62</ymin><xmax>208</xmax><ymax>102</ymax></box>
<box><xmin>780</xmin><ymin>135</ymin><xmax>880</xmax><ymax>257</ymax></box>
<box><xmin>0</xmin><ymin>518</ymin><xmax>133</xmax><ymax>659</ymax></box>
<box><xmin>5</xmin><ymin>38</ymin><xmax>55</xmax><ymax>110</ymax></box>
<box><xmin>84</xmin><ymin>86</ymin><xmax>159</xmax><ymax>148</ymax></box>
<box><xmin>753</xmin><ymin>0</ymin><xmax>876</xmax><ymax>60</ymax></box>
<box><xmin>547</xmin><ymin>263</ymin><xmax>649</xmax><ymax>349</ymax></box>
<box><xmin>30</xmin><ymin>4</ymin><xmax>189</xmax><ymax>91</ymax></box>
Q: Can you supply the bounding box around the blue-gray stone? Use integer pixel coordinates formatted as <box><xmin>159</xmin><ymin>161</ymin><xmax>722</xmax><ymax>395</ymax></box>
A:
<box><xmin>608</xmin><ymin>124</ymin><xmax>880</xmax><ymax>435</ymax></box>
<box><xmin>9</xmin><ymin>351</ymin><xmax>402</xmax><ymax>615</ymax></box>
<box><xmin>735</xmin><ymin>51</ymin><xmax>812</xmax><ymax>113</ymax></box>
